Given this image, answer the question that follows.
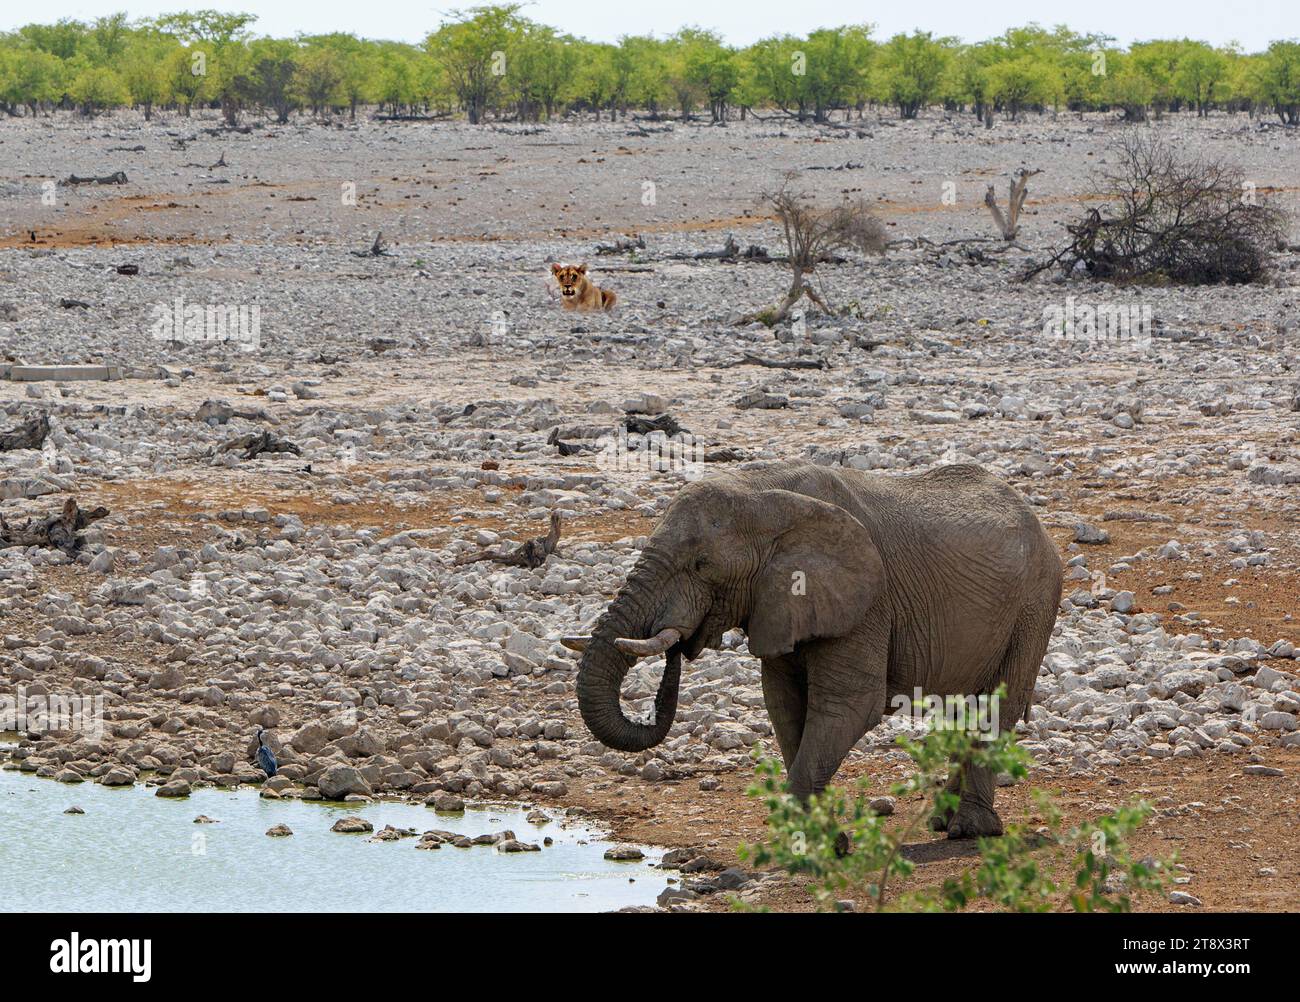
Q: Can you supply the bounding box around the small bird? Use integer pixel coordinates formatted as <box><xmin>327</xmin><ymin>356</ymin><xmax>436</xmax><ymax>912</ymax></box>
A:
<box><xmin>255</xmin><ymin>727</ymin><xmax>277</xmax><ymax>778</ymax></box>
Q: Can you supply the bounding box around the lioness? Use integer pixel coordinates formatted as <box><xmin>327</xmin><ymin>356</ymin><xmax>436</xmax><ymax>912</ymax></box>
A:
<box><xmin>550</xmin><ymin>263</ymin><xmax>616</xmax><ymax>312</ymax></box>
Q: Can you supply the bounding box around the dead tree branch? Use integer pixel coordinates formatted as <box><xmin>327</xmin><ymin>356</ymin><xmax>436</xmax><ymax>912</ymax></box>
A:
<box><xmin>63</xmin><ymin>172</ymin><xmax>127</xmax><ymax>186</ymax></box>
<box><xmin>984</xmin><ymin>168</ymin><xmax>1042</xmax><ymax>240</ymax></box>
<box><xmin>454</xmin><ymin>511</ymin><xmax>561</xmax><ymax>569</ymax></box>
<box><xmin>595</xmin><ymin>235</ymin><xmax>646</xmax><ymax>255</ymax></box>
<box><xmin>0</xmin><ymin>498</ymin><xmax>109</xmax><ymax>555</ymax></box>
<box><xmin>217</xmin><ymin>430</ymin><xmax>302</xmax><ymax>460</ymax></box>
<box><xmin>0</xmin><ymin>414</ymin><xmax>50</xmax><ymax>452</ymax></box>
<box><xmin>1021</xmin><ymin>134</ymin><xmax>1286</xmax><ymax>285</ymax></box>
<box><xmin>351</xmin><ymin>232</ymin><xmax>395</xmax><ymax>257</ymax></box>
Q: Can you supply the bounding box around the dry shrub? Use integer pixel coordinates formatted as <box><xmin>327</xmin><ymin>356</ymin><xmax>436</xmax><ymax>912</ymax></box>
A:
<box><xmin>1026</xmin><ymin>132</ymin><xmax>1287</xmax><ymax>285</ymax></box>
<box><xmin>741</xmin><ymin>179</ymin><xmax>887</xmax><ymax>325</ymax></box>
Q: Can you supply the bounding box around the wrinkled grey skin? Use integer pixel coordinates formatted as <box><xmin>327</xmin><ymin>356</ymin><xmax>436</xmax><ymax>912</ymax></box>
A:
<box><xmin>576</xmin><ymin>462</ymin><xmax>1062</xmax><ymax>838</ymax></box>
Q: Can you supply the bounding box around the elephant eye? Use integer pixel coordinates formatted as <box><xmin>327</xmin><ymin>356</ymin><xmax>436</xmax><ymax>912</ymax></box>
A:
<box><xmin>694</xmin><ymin>555</ymin><xmax>708</xmax><ymax>572</ymax></box>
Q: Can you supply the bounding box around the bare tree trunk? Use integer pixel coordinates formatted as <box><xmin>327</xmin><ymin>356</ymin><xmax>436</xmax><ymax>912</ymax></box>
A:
<box><xmin>985</xmin><ymin>169</ymin><xmax>1041</xmax><ymax>240</ymax></box>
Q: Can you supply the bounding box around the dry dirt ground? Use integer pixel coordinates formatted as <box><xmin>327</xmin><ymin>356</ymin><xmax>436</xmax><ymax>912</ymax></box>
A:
<box><xmin>2</xmin><ymin>109</ymin><xmax>1299</xmax><ymax>912</ymax></box>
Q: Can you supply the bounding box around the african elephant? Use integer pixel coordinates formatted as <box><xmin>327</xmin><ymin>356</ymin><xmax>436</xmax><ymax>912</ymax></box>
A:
<box><xmin>566</xmin><ymin>462</ymin><xmax>1062</xmax><ymax>838</ymax></box>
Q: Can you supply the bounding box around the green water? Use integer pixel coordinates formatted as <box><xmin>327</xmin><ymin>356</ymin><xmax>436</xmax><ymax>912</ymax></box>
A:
<box><xmin>0</xmin><ymin>769</ymin><xmax>665</xmax><ymax>912</ymax></box>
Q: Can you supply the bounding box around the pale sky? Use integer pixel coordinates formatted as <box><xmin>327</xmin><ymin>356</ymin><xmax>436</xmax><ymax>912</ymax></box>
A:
<box><xmin>0</xmin><ymin>0</ymin><xmax>1291</xmax><ymax>52</ymax></box>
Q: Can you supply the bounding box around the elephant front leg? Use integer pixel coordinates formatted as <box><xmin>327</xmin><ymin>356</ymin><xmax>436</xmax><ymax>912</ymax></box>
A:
<box><xmin>785</xmin><ymin>634</ymin><xmax>886</xmax><ymax>803</ymax></box>
<box><xmin>760</xmin><ymin>655</ymin><xmax>807</xmax><ymax>771</ymax></box>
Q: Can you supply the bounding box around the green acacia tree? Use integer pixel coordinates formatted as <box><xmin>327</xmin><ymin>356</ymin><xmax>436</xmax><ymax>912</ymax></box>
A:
<box><xmin>208</xmin><ymin>41</ymin><xmax>254</xmax><ymax>125</ymax></box>
<box><xmin>1259</xmin><ymin>40</ymin><xmax>1300</xmax><ymax>124</ymax></box>
<box><xmin>1103</xmin><ymin>52</ymin><xmax>1155</xmax><ymax>120</ymax></box>
<box><xmin>802</xmin><ymin>26</ymin><xmax>874</xmax><ymax>122</ymax></box>
<box><xmin>119</xmin><ymin>30</ymin><xmax>174</xmax><ymax>119</ymax></box>
<box><xmin>678</xmin><ymin>28</ymin><xmax>738</xmax><ymax>122</ymax></box>
<box><xmin>88</xmin><ymin>13</ymin><xmax>131</xmax><ymax>64</ymax></box>
<box><xmin>295</xmin><ymin>45</ymin><xmax>344</xmax><ymax>118</ymax></box>
<box><xmin>0</xmin><ymin>43</ymin><xmax>61</xmax><ymax>115</ymax></box>
<box><xmin>67</xmin><ymin>59</ymin><xmax>128</xmax><ymax>115</ymax></box>
<box><xmin>510</xmin><ymin>23</ymin><xmax>575</xmax><ymax>120</ymax></box>
<box><xmin>374</xmin><ymin>44</ymin><xmax>419</xmax><ymax>116</ymax></box>
<box><xmin>154</xmin><ymin>10</ymin><xmax>258</xmax><ymax>124</ymax></box>
<box><xmin>248</xmin><ymin>37</ymin><xmax>299</xmax><ymax>122</ymax></box>
<box><xmin>18</xmin><ymin>19</ymin><xmax>88</xmax><ymax>62</ymax></box>
<box><xmin>570</xmin><ymin>41</ymin><xmax>618</xmax><ymax>120</ymax></box>
<box><xmin>950</xmin><ymin>43</ymin><xmax>997</xmax><ymax>120</ymax></box>
<box><xmin>985</xmin><ymin>54</ymin><xmax>1057</xmax><ymax>119</ymax></box>
<box><xmin>1173</xmin><ymin>42</ymin><xmax>1227</xmax><ymax>116</ymax></box>
<box><xmin>300</xmin><ymin>34</ymin><xmax>375</xmax><ymax>121</ymax></box>
<box><xmin>425</xmin><ymin>4</ymin><xmax>521</xmax><ymax>124</ymax></box>
<box><xmin>744</xmin><ymin>35</ymin><xmax>810</xmax><ymax>120</ymax></box>
<box><xmin>164</xmin><ymin>44</ymin><xmax>206</xmax><ymax>116</ymax></box>
<box><xmin>874</xmin><ymin>30</ymin><xmax>950</xmax><ymax>118</ymax></box>
<box><xmin>617</xmin><ymin>35</ymin><xmax>672</xmax><ymax>119</ymax></box>
<box><xmin>1128</xmin><ymin>39</ymin><xmax>1184</xmax><ymax>112</ymax></box>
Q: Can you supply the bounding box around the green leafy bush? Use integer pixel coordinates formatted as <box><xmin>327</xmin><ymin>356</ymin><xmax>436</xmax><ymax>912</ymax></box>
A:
<box><xmin>739</xmin><ymin>689</ymin><xmax>1171</xmax><ymax>912</ymax></box>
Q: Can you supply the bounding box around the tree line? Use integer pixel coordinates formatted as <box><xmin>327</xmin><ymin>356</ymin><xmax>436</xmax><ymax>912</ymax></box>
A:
<box><xmin>2</xmin><ymin>6</ymin><xmax>1298</xmax><ymax>126</ymax></box>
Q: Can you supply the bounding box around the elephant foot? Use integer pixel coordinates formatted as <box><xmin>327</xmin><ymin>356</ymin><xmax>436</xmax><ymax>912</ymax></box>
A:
<box><xmin>945</xmin><ymin>805</ymin><xmax>1003</xmax><ymax>840</ymax></box>
<box><xmin>928</xmin><ymin>807</ymin><xmax>954</xmax><ymax>833</ymax></box>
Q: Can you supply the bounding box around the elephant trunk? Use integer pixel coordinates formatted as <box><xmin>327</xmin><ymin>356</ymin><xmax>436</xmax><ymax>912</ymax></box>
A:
<box><xmin>576</xmin><ymin>581</ymin><xmax>682</xmax><ymax>753</ymax></box>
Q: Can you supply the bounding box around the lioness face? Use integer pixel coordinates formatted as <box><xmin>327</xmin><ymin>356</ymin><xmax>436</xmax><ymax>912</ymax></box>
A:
<box><xmin>551</xmin><ymin>263</ymin><xmax>588</xmax><ymax>301</ymax></box>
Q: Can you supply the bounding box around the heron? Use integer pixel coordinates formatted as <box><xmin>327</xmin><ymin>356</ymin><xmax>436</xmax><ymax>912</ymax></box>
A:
<box><xmin>255</xmin><ymin>727</ymin><xmax>277</xmax><ymax>778</ymax></box>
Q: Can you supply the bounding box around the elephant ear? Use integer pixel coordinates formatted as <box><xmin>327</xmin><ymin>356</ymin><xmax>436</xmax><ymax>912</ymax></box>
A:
<box><xmin>745</xmin><ymin>490</ymin><xmax>885</xmax><ymax>659</ymax></box>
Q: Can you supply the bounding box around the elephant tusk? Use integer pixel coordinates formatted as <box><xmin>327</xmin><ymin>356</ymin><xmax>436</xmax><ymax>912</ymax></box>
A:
<box><xmin>614</xmin><ymin>628</ymin><xmax>682</xmax><ymax>658</ymax></box>
<box><xmin>560</xmin><ymin>636</ymin><xmax>591</xmax><ymax>652</ymax></box>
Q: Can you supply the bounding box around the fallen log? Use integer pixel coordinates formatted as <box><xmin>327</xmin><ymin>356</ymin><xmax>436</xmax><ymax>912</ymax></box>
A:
<box><xmin>64</xmin><ymin>172</ymin><xmax>127</xmax><ymax>186</ymax></box>
<box><xmin>183</xmin><ymin>151</ymin><xmax>227</xmax><ymax>170</ymax></box>
<box><xmin>734</xmin><ymin>391</ymin><xmax>789</xmax><ymax>410</ymax></box>
<box><xmin>454</xmin><ymin>512</ymin><xmax>561</xmax><ymax>569</ymax></box>
<box><xmin>0</xmin><ymin>414</ymin><xmax>50</xmax><ymax>452</ymax></box>
<box><xmin>0</xmin><ymin>498</ymin><xmax>109</xmax><ymax>555</ymax></box>
<box><xmin>217</xmin><ymin>430</ymin><xmax>302</xmax><ymax>460</ymax></box>
<box><xmin>672</xmin><ymin>235</ymin><xmax>740</xmax><ymax>260</ymax></box>
<box><xmin>668</xmin><ymin>237</ymin><xmax>840</xmax><ymax>266</ymax></box>
<box><xmin>372</xmin><ymin>113</ymin><xmax>452</xmax><ymax>122</ymax></box>
<box><xmin>351</xmin><ymin>232</ymin><xmax>395</xmax><ymax>257</ymax></box>
<box><xmin>194</xmin><ymin>399</ymin><xmax>276</xmax><ymax>426</ymax></box>
<box><xmin>625</xmin><ymin>413</ymin><xmax>687</xmax><ymax>437</ymax></box>
<box><xmin>729</xmin><ymin>353</ymin><xmax>827</xmax><ymax>371</ymax></box>
<box><xmin>595</xmin><ymin>235</ymin><xmax>645</xmax><ymax>255</ymax></box>
<box><xmin>547</xmin><ymin>424</ymin><xmax>595</xmax><ymax>456</ymax></box>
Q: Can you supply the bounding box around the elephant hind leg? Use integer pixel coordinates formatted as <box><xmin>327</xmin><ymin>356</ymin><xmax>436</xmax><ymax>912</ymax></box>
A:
<box><xmin>945</xmin><ymin>608</ymin><xmax>1052</xmax><ymax>840</ymax></box>
<box><xmin>944</xmin><ymin>761</ymin><xmax>1004</xmax><ymax>839</ymax></box>
<box><xmin>989</xmin><ymin>601</ymin><xmax>1056</xmax><ymax>726</ymax></box>
<box><xmin>929</xmin><ymin>769</ymin><xmax>963</xmax><ymax>832</ymax></box>
<box><xmin>932</xmin><ymin>756</ymin><xmax>1003</xmax><ymax>838</ymax></box>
